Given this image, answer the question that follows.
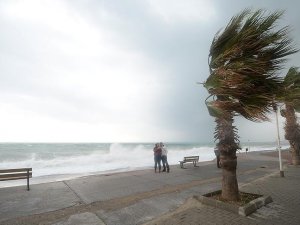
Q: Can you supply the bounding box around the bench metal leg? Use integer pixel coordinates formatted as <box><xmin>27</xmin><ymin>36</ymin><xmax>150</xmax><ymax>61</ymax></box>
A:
<box><xmin>180</xmin><ymin>162</ymin><xmax>187</xmax><ymax>169</ymax></box>
<box><xmin>193</xmin><ymin>161</ymin><xmax>199</xmax><ymax>167</ymax></box>
<box><xmin>27</xmin><ymin>169</ymin><xmax>30</xmax><ymax>191</ymax></box>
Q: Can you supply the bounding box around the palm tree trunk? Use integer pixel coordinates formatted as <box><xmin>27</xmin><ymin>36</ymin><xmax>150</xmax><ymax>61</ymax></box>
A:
<box><xmin>215</xmin><ymin>115</ymin><xmax>240</xmax><ymax>201</ymax></box>
<box><xmin>284</xmin><ymin>104</ymin><xmax>300</xmax><ymax>165</ymax></box>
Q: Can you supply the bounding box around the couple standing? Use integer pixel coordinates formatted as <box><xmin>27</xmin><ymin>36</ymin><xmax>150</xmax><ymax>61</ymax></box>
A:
<box><xmin>153</xmin><ymin>142</ymin><xmax>170</xmax><ymax>173</ymax></box>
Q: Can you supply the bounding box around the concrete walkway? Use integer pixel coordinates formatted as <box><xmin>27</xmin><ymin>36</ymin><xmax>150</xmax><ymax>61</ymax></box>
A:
<box><xmin>0</xmin><ymin>151</ymin><xmax>299</xmax><ymax>225</ymax></box>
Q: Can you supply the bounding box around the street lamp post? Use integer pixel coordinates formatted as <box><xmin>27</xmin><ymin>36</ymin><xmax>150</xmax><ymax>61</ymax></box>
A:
<box><xmin>274</xmin><ymin>104</ymin><xmax>284</xmax><ymax>177</ymax></box>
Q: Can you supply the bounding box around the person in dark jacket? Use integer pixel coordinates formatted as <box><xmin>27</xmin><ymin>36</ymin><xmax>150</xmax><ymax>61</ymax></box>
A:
<box><xmin>214</xmin><ymin>148</ymin><xmax>221</xmax><ymax>168</ymax></box>
<box><xmin>153</xmin><ymin>143</ymin><xmax>162</xmax><ymax>173</ymax></box>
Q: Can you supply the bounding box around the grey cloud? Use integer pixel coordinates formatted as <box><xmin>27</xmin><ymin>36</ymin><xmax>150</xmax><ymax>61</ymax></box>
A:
<box><xmin>0</xmin><ymin>0</ymin><xmax>299</xmax><ymax>142</ymax></box>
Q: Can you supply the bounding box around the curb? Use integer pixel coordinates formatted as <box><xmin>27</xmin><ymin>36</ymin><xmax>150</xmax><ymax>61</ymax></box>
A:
<box><xmin>195</xmin><ymin>191</ymin><xmax>273</xmax><ymax>216</ymax></box>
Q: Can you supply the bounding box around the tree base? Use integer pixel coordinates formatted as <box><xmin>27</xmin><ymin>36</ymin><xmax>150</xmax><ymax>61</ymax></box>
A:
<box><xmin>198</xmin><ymin>190</ymin><xmax>273</xmax><ymax>216</ymax></box>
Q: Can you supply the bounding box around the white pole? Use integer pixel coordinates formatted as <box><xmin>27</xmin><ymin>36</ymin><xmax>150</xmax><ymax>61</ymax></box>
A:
<box><xmin>274</xmin><ymin>105</ymin><xmax>284</xmax><ymax>177</ymax></box>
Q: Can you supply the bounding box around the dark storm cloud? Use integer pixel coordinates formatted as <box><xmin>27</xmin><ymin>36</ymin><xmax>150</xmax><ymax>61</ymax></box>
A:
<box><xmin>80</xmin><ymin>0</ymin><xmax>300</xmax><ymax>142</ymax></box>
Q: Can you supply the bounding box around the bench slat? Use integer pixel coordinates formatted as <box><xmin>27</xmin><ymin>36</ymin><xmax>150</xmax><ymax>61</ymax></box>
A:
<box><xmin>0</xmin><ymin>176</ymin><xmax>31</xmax><ymax>181</ymax></box>
<box><xmin>0</xmin><ymin>168</ymin><xmax>32</xmax><ymax>173</ymax></box>
<box><xmin>184</xmin><ymin>157</ymin><xmax>199</xmax><ymax>161</ymax></box>
<box><xmin>184</xmin><ymin>156</ymin><xmax>199</xmax><ymax>159</ymax></box>
<box><xmin>0</xmin><ymin>172</ymin><xmax>32</xmax><ymax>180</ymax></box>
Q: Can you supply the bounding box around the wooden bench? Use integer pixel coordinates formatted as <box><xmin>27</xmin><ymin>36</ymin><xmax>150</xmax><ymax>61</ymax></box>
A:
<box><xmin>0</xmin><ymin>168</ymin><xmax>32</xmax><ymax>191</ymax></box>
<box><xmin>179</xmin><ymin>156</ymin><xmax>199</xmax><ymax>168</ymax></box>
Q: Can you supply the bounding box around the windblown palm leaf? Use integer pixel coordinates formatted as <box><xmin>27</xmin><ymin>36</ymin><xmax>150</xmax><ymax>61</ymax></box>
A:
<box><xmin>280</xmin><ymin>67</ymin><xmax>300</xmax><ymax>110</ymax></box>
<box><xmin>205</xmin><ymin>9</ymin><xmax>298</xmax><ymax>123</ymax></box>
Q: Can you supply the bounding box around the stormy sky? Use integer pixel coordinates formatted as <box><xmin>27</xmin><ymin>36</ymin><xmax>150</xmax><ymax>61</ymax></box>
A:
<box><xmin>0</xmin><ymin>0</ymin><xmax>299</xmax><ymax>143</ymax></box>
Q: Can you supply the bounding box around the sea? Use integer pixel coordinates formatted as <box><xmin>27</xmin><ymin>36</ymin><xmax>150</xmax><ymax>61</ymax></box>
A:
<box><xmin>0</xmin><ymin>142</ymin><xmax>289</xmax><ymax>187</ymax></box>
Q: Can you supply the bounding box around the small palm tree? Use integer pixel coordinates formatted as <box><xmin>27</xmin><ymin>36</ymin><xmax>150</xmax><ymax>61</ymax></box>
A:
<box><xmin>204</xmin><ymin>9</ymin><xmax>298</xmax><ymax>201</ymax></box>
<box><xmin>280</xmin><ymin>67</ymin><xmax>300</xmax><ymax>165</ymax></box>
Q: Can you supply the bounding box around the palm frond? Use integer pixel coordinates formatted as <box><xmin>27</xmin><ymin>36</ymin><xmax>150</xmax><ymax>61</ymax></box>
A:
<box><xmin>204</xmin><ymin>9</ymin><xmax>298</xmax><ymax>121</ymax></box>
<box><xmin>279</xmin><ymin>67</ymin><xmax>300</xmax><ymax>113</ymax></box>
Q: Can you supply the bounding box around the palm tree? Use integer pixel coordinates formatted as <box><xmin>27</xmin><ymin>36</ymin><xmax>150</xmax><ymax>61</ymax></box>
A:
<box><xmin>204</xmin><ymin>9</ymin><xmax>298</xmax><ymax>201</ymax></box>
<box><xmin>280</xmin><ymin>67</ymin><xmax>300</xmax><ymax>165</ymax></box>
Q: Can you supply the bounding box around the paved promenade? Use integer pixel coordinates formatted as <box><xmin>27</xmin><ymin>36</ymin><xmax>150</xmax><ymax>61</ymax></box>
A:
<box><xmin>0</xmin><ymin>150</ymin><xmax>299</xmax><ymax>225</ymax></box>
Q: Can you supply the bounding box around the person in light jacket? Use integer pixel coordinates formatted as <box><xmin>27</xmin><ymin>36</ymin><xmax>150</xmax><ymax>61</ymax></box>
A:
<box><xmin>160</xmin><ymin>142</ymin><xmax>170</xmax><ymax>172</ymax></box>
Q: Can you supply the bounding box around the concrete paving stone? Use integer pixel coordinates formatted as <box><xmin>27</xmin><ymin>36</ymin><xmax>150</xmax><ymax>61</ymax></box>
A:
<box><xmin>1</xmin><ymin>151</ymin><xmax>299</xmax><ymax>225</ymax></box>
<box><xmin>117</xmin><ymin>169</ymin><xmax>153</xmax><ymax>176</ymax></box>
<box><xmin>183</xmin><ymin>169</ymin><xmax>220</xmax><ymax>179</ymax></box>
<box><xmin>156</xmin><ymin>174</ymin><xmax>202</xmax><ymax>186</ymax></box>
<box><xmin>240</xmin><ymin>168</ymin><xmax>300</xmax><ymax>225</ymax></box>
<box><xmin>52</xmin><ymin>212</ymin><xmax>105</xmax><ymax>225</ymax></box>
<box><xmin>179</xmin><ymin>181</ymin><xmax>221</xmax><ymax>198</ymax></box>
<box><xmin>238</xmin><ymin>170</ymin><xmax>271</xmax><ymax>184</ymax></box>
<box><xmin>0</xmin><ymin>182</ymin><xmax>80</xmax><ymax>222</ymax></box>
<box><xmin>67</xmin><ymin>173</ymin><xmax>140</xmax><ymax>187</ymax></box>
<box><xmin>65</xmin><ymin>173</ymin><xmax>164</xmax><ymax>203</ymax></box>
<box><xmin>97</xmin><ymin>192</ymin><xmax>187</xmax><ymax>225</ymax></box>
<box><xmin>238</xmin><ymin>159</ymin><xmax>278</xmax><ymax>168</ymax></box>
<box><xmin>133</xmin><ymin>173</ymin><xmax>174</xmax><ymax>183</ymax></box>
<box><xmin>146</xmin><ymin>203</ymin><xmax>258</xmax><ymax>225</ymax></box>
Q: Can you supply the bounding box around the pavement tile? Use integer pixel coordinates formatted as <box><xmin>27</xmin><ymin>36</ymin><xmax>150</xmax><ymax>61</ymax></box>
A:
<box><xmin>0</xmin><ymin>182</ymin><xmax>80</xmax><ymax>222</ymax></box>
<box><xmin>1</xmin><ymin>152</ymin><xmax>300</xmax><ymax>225</ymax></box>
<box><xmin>52</xmin><ymin>212</ymin><xmax>105</xmax><ymax>225</ymax></box>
